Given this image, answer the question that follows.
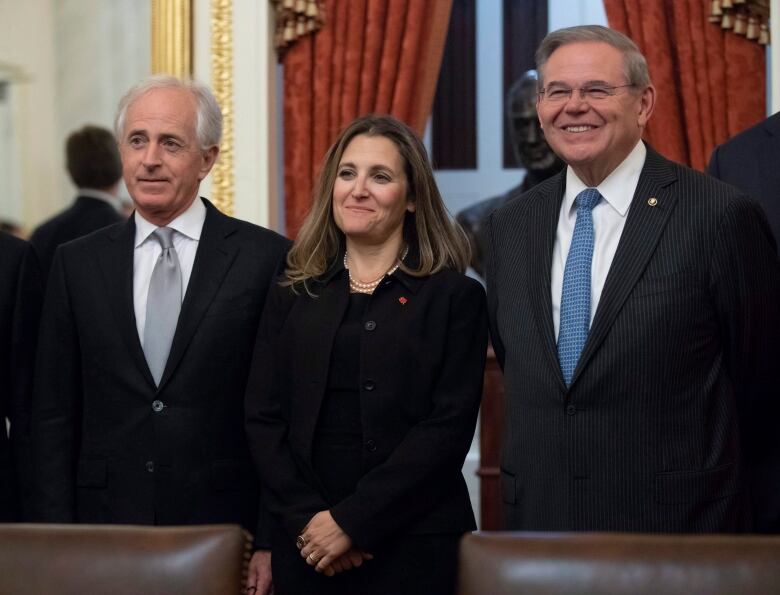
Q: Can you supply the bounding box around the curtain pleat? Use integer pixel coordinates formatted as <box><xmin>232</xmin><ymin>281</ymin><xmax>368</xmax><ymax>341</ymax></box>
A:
<box><xmin>604</xmin><ymin>0</ymin><xmax>765</xmax><ymax>171</ymax></box>
<box><xmin>282</xmin><ymin>0</ymin><xmax>452</xmax><ymax>237</ymax></box>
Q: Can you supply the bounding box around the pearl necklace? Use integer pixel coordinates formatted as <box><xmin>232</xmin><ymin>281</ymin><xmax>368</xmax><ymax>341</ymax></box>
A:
<box><xmin>344</xmin><ymin>246</ymin><xmax>408</xmax><ymax>294</ymax></box>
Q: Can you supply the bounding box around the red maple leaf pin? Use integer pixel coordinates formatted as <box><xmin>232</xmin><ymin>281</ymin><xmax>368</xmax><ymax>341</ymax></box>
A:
<box><xmin>398</xmin><ymin>296</ymin><xmax>408</xmax><ymax>305</ymax></box>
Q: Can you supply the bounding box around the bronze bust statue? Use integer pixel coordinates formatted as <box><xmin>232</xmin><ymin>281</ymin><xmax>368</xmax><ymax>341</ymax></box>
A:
<box><xmin>456</xmin><ymin>70</ymin><xmax>563</xmax><ymax>278</ymax></box>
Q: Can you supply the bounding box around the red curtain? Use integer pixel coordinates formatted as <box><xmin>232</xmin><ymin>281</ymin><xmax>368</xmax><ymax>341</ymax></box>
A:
<box><xmin>604</xmin><ymin>0</ymin><xmax>766</xmax><ymax>171</ymax></box>
<box><xmin>282</xmin><ymin>0</ymin><xmax>453</xmax><ymax>237</ymax></box>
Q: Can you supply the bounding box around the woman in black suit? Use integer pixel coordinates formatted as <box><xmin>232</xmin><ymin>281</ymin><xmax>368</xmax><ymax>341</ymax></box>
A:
<box><xmin>245</xmin><ymin>115</ymin><xmax>487</xmax><ymax>595</ymax></box>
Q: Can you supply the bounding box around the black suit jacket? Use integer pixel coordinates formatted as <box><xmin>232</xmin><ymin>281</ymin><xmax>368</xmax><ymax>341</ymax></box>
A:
<box><xmin>30</xmin><ymin>199</ymin><xmax>288</xmax><ymax>542</ymax></box>
<box><xmin>245</xmin><ymin>262</ymin><xmax>487</xmax><ymax>550</ymax></box>
<box><xmin>486</xmin><ymin>146</ymin><xmax>780</xmax><ymax>533</ymax></box>
<box><xmin>30</xmin><ymin>195</ymin><xmax>125</xmax><ymax>281</ymax></box>
<box><xmin>708</xmin><ymin>112</ymin><xmax>780</xmax><ymax>245</ymax></box>
<box><xmin>0</xmin><ymin>233</ymin><xmax>42</xmax><ymax>521</ymax></box>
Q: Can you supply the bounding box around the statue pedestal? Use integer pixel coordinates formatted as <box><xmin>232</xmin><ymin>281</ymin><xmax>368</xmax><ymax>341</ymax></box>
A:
<box><xmin>478</xmin><ymin>346</ymin><xmax>504</xmax><ymax>530</ymax></box>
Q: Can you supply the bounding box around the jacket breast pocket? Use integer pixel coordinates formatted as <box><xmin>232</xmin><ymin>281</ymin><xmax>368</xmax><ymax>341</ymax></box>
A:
<box><xmin>204</xmin><ymin>296</ymin><xmax>254</xmax><ymax>317</ymax></box>
<box><xmin>76</xmin><ymin>459</ymin><xmax>107</xmax><ymax>489</ymax></box>
<box><xmin>631</xmin><ymin>270</ymin><xmax>695</xmax><ymax>299</ymax></box>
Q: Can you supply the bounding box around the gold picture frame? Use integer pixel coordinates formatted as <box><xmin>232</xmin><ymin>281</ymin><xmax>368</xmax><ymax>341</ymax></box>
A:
<box><xmin>151</xmin><ymin>0</ymin><xmax>234</xmax><ymax>215</ymax></box>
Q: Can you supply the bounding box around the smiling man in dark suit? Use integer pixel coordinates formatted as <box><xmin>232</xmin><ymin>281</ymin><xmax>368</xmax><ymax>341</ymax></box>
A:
<box><xmin>30</xmin><ymin>76</ymin><xmax>289</xmax><ymax>593</ymax></box>
<box><xmin>486</xmin><ymin>25</ymin><xmax>780</xmax><ymax>534</ymax></box>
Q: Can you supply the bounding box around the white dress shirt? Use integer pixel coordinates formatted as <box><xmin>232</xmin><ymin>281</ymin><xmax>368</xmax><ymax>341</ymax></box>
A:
<box><xmin>552</xmin><ymin>141</ymin><xmax>646</xmax><ymax>339</ymax></box>
<box><xmin>133</xmin><ymin>197</ymin><xmax>206</xmax><ymax>345</ymax></box>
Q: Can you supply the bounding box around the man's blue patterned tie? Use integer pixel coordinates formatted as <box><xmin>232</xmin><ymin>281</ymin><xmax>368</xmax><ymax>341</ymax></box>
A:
<box><xmin>558</xmin><ymin>188</ymin><xmax>601</xmax><ymax>387</ymax></box>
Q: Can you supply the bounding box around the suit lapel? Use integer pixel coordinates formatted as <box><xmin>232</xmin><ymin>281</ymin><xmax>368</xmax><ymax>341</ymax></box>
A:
<box><xmin>570</xmin><ymin>147</ymin><xmax>678</xmax><ymax>387</ymax></box>
<box><xmin>157</xmin><ymin>201</ymin><xmax>239</xmax><ymax>390</ymax></box>
<box><xmin>98</xmin><ymin>217</ymin><xmax>157</xmax><ymax>388</ymax></box>
<box><xmin>528</xmin><ymin>174</ymin><xmax>569</xmax><ymax>392</ymax></box>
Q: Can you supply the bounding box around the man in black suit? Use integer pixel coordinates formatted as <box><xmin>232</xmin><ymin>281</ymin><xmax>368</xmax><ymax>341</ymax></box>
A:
<box><xmin>30</xmin><ymin>76</ymin><xmax>289</xmax><ymax>594</ymax></box>
<box><xmin>486</xmin><ymin>26</ymin><xmax>780</xmax><ymax>533</ymax></box>
<box><xmin>30</xmin><ymin>125</ymin><xmax>125</xmax><ymax>280</ymax></box>
<box><xmin>0</xmin><ymin>232</ymin><xmax>42</xmax><ymax>521</ymax></box>
<box><xmin>708</xmin><ymin>111</ymin><xmax>780</xmax><ymax>244</ymax></box>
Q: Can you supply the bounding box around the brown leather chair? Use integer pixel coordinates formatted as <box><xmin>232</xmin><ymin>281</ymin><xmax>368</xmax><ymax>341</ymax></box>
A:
<box><xmin>459</xmin><ymin>532</ymin><xmax>780</xmax><ymax>595</ymax></box>
<box><xmin>0</xmin><ymin>523</ymin><xmax>251</xmax><ymax>595</ymax></box>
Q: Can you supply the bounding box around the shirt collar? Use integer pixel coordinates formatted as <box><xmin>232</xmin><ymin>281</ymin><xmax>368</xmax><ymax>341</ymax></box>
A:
<box><xmin>564</xmin><ymin>140</ymin><xmax>647</xmax><ymax>217</ymax></box>
<box><xmin>77</xmin><ymin>188</ymin><xmax>122</xmax><ymax>212</ymax></box>
<box><xmin>134</xmin><ymin>196</ymin><xmax>206</xmax><ymax>248</ymax></box>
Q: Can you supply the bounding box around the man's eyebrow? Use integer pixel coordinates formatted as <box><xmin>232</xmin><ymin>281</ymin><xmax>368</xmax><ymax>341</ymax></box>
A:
<box><xmin>125</xmin><ymin>128</ymin><xmax>148</xmax><ymax>138</ymax></box>
<box><xmin>545</xmin><ymin>79</ymin><xmax>613</xmax><ymax>87</ymax></box>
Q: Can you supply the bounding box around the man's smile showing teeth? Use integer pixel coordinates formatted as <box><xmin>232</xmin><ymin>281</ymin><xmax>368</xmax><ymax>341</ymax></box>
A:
<box><xmin>565</xmin><ymin>125</ymin><xmax>595</xmax><ymax>133</ymax></box>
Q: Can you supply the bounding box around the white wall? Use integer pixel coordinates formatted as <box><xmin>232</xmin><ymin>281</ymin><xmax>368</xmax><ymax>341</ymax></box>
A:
<box><xmin>0</xmin><ymin>0</ymin><xmax>149</xmax><ymax>229</ymax></box>
<box><xmin>0</xmin><ymin>0</ymin><xmax>58</xmax><ymax>228</ymax></box>
<box><xmin>548</xmin><ymin>0</ymin><xmax>607</xmax><ymax>32</ymax></box>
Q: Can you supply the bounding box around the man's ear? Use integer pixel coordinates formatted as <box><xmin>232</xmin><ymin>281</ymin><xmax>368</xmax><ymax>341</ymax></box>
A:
<box><xmin>198</xmin><ymin>145</ymin><xmax>220</xmax><ymax>181</ymax></box>
<box><xmin>537</xmin><ymin>96</ymin><xmax>544</xmax><ymax>131</ymax></box>
<box><xmin>637</xmin><ymin>84</ymin><xmax>656</xmax><ymax>128</ymax></box>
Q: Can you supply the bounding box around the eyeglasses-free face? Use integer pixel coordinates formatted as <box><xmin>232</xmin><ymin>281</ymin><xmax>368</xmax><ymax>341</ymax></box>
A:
<box><xmin>536</xmin><ymin>41</ymin><xmax>655</xmax><ymax>187</ymax></box>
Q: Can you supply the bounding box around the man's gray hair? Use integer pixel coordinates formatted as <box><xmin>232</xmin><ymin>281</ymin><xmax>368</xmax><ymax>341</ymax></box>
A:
<box><xmin>114</xmin><ymin>75</ymin><xmax>223</xmax><ymax>149</ymax></box>
<box><xmin>536</xmin><ymin>25</ymin><xmax>651</xmax><ymax>89</ymax></box>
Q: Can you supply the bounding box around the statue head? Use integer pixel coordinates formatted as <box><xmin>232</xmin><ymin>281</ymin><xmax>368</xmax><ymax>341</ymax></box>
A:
<box><xmin>506</xmin><ymin>70</ymin><xmax>561</xmax><ymax>172</ymax></box>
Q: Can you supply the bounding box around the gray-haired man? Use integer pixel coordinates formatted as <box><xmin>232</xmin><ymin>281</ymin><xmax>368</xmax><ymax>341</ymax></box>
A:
<box><xmin>30</xmin><ymin>76</ymin><xmax>289</xmax><ymax>592</ymax></box>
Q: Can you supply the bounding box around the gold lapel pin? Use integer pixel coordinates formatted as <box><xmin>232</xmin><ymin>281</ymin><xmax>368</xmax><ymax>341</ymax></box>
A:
<box><xmin>647</xmin><ymin>197</ymin><xmax>658</xmax><ymax>207</ymax></box>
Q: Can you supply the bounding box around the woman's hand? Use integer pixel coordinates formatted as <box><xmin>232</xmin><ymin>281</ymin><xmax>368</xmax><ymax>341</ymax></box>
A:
<box><xmin>298</xmin><ymin>510</ymin><xmax>353</xmax><ymax>572</ymax></box>
<box><xmin>322</xmin><ymin>548</ymin><xmax>374</xmax><ymax>577</ymax></box>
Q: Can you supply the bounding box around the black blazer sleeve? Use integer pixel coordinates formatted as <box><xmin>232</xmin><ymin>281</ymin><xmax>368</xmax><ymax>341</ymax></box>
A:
<box><xmin>2</xmin><ymin>240</ymin><xmax>42</xmax><ymax>519</ymax></box>
<box><xmin>245</xmin><ymin>282</ymin><xmax>331</xmax><ymax>537</ymax></box>
<box><xmin>709</xmin><ymin>195</ymin><xmax>780</xmax><ymax>532</ymax></box>
<box><xmin>29</xmin><ymin>247</ymin><xmax>82</xmax><ymax>521</ymax></box>
<box><xmin>328</xmin><ymin>278</ymin><xmax>487</xmax><ymax>549</ymax></box>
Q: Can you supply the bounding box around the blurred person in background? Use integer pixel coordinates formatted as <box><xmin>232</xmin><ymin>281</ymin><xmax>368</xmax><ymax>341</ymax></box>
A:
<box><xmin>30</xmin><ymin>125</ymin><xmax>125</xmax><ymax>280</ymax></box>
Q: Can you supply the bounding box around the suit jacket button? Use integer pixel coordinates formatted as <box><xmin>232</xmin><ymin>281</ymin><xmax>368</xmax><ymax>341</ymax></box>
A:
<box><xmin>152</xmin><ymin>400</ymin><xmax>164</xmax><ymax>413</ymax></box>
<box><xmin>364</xmin><ymin>320</ymin><xmax>376</xmax><ymax>331</ymax></box>
<box><xmin>145</xmin><ymin>461</ymin><xmax>155</xmax><ymax>473</ymax></box>
<box><xmin>365</xmin><ymin>440</ymin><xmax>377</xmax><ymax>452</ymax></box>
<box><xmin>363</xmin><ymin>380</ymin><xmax>375</xmax><ymax>391</ymax></box>
<box><xmin>566</xmin><ymin>404</ymin><xmax>577</xmax><ymax>416</ymax></box>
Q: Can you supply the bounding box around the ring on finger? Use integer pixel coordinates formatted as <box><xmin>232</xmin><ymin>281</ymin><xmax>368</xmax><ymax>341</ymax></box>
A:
<box><xmin>308</xmin><ymin>552</ymin><xmax>319</xmax><ymax>563</ymax></box>
<box><xmin>296</xmin><ymin>535</ymin><xmax>307</xmax><ymax>549</ymax></box>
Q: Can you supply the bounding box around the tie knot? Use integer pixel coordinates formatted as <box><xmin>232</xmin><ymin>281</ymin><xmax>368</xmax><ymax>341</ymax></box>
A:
<box><xmin>576</xmin><ymin>188</ymin><xmax>601</xmax><ymax>212</ymax></box>
<box><xmin>152</xmin><ymin>227</ymin><xmax>175</xmax><ymax>250</ymax></box>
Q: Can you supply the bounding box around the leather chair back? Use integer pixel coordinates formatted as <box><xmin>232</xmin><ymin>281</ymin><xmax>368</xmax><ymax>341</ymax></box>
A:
<box><xmin>459</xmin><ymin>532</ymin><xmax>780</xmax><ymax>595</ymax></box>
<box><xmin>0</xmin><ymin>523</ymin><xmax>250</xmax><ymax>595</ymax></box>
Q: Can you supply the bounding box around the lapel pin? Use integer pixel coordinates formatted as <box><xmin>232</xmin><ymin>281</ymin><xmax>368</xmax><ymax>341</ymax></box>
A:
<box><xmin>398</xmin><ymin>296</ymin><xmax>408</xmax><ymax>305</ymax></box>
<box><xmin>647</xmin><ymin>197</ymin><xmax>658</xmax><ymax>207</ymax></box>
